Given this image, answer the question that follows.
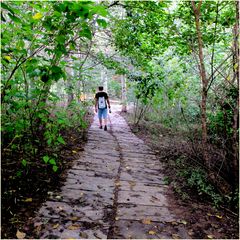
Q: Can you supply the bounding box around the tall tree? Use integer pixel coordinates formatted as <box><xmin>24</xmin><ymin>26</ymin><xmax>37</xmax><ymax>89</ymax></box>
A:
<box><xmin>191</xmin><ymin>0</ymin><xmax>209</xmax><ymax>165</ymax></box>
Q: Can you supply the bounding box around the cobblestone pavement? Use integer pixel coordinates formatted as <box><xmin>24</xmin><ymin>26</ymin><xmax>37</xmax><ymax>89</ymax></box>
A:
<box><xmin>33</xmin><ymin>106</ymin><xmax>190</xmax><ymax>239</ymax></box>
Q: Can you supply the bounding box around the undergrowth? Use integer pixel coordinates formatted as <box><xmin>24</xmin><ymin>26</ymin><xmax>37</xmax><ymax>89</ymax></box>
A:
<box><xmin>173</xmin><ymin>157</ymin><xmax>223</xmax><ymax>207</ymax></box>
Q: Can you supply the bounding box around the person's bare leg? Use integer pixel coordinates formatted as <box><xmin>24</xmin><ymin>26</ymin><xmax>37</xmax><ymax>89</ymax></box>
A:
<box><xmin>103</xmin><ymin>118</ymin><xmax>107</xmax><ymax>126</ymax></box>
<box><xmin>99</xmin><ymin>118</ymin><xmax>103</xmax><ymax>128</ymax></box>
<box><xmin>103</xmin><ymin>118</ymin><xmax>107</xmax><ymax>131</ymax></box>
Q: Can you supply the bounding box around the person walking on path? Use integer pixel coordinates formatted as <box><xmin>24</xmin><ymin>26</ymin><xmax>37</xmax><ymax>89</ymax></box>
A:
<box><xmin>95</xmin><ymin>86</ymin><xmax>111</xmax><ymax>131</ymax></box>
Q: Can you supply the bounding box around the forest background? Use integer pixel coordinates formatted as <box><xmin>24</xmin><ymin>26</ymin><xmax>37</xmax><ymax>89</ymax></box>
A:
<box><xmin>1</xmin><ymin>0</ymin><xmax>239</xmax><ymax>238</ymax></box>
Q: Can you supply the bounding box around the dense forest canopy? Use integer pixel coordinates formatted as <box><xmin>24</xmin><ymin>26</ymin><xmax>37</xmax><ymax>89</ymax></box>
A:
<box><xmin>111</xmin><ymin>0</ymin><xmax>239</xmax><ymax>195</ymax></box>
<box><xmin>1</xmin><ymin>0</ymin><xmax>239</xmax><ymax>237</ymax></box>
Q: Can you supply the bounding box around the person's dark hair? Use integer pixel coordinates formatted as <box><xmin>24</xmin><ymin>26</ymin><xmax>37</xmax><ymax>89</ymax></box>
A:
<box><xmin>98</xmin><ymin>86</ymin><xmax>104</xmax><ymax>91</ymax></box>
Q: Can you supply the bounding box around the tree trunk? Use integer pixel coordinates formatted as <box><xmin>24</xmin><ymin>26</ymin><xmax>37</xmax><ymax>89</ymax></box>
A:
<box><xmin>121</xmin><ymin>75</ymin><xmax>127</xmax><ymax>112</ymax></box>
<box><xmin>231</xmin><ymin>0</ymin><xmax>239</xmax><ymax>189</ymax></box>
<box><xmin>191</xmin><ymin>0</ymin><xmax>209</xmax><ymax>166</ymax></box>
<box><xmin>67</xmin><ymin>79</ymin><xmax>74</xmax><ymax>105</ymax></box>
<box><xmin>101</xmin><ymin>70</ymin><xmax>108</xmax><ymax>92</ymax></box>
<box><xmin>66</xmin><ymin>64</ymin><xmax>74</xmax><ymax>105</ymax></box>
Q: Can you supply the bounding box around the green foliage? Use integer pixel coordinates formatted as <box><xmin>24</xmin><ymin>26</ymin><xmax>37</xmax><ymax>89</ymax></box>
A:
<box><xmin>208</xmin><ymin>109</ymin><xmax>231</xmax><ymax>140</ymax></box>
<box><xmin>97</xmin><ymin>52</ymin><xmax>129</xmax><ymax>75</ymax></box>
<box><xmin>42</xmin><ymin>155</ymin><xmax>58</xmax><ymax>172</ymax></box>
<box><xmin>67</xmin><ymin>100</ymin><xmax>88</xmax><ymax>129</ymax></box>
<box><xmin>178</xmin><ymin>166</ymin><xmax>223</xmax><ymax>207</ymax></box>
<box><xmin>112</xmin><ymin>1</ymin><xmax>172</xmax><ymax>63</ymax></box>
<box><xmin>113</xmin><ymin>1</ymin><xmax>233</xmax><ymax>61</ymax></box>
<box><xmin>126</xmin><ymin>49</ymin><xmax>201</xmax><ymax>128</ymax></box>
<box><xmin>108</xmin><ymin>80</ymin><xmax>121</xmax><ymax>99</ymax></box>
<box><xmin>113</xmin><ymin>1</ymin><xmax>237</xmax><ymax>178</ymax></box>
<box><xmin>163</xmin><ymin>176</ymin><xmax>171</xmax><ymax>185</ymax></box>
<box><xmin>1</xmin><ymin>1</ymin><xmax>107</xmax><ymax>174</ymax></box>
<box><xmin>231</xmin><ymin>188</ymin><xmax>239</xmax><ymax>212</ymax></box>
<box><xmin>21</xmin><ymin>159</ymin><xmax>27</xmax><ymax>167</ymax></box>
<box><xmin>53</xmin><ymin>165</ymin><xmax>59</xmax><ymax>172</ymax></box>
<box><xmin>207</xmin><ymin>85</ymin><xmax>238</xmax><ymax>144</ymax></box>
<box><xmin>1</xmin><ymin>1</ymin><xmax>108</xmax><ymax>91</ymax></box>
<box><xmin>129</xmin><ymin>73</ymin><xmax>159</xmax><ymax>105</ymax></box>
<box><xmin>187</xmin><ymin>169</ymin><xmax>222</xmax><ymax>206</ymax></box>
<box><xmin>43</xmin><ymin>156</ymin><xmax>50</xmax><ymax>164</ymax></box>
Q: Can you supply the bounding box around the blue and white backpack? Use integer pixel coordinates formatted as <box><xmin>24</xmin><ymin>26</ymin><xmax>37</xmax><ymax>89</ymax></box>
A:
<box><xmin>98</xmin><ymin>96</ymin><xmax>106</xmax><ymax>109</ymax></box>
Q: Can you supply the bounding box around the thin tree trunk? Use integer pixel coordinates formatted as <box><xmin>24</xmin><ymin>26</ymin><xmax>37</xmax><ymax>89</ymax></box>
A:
<box><xmin>67</xmin><ymin>78</ymin><xmax>74</xmax><ymax>105</ymax></box>
<box><xmin>65</xmin><ymin>60</ymin><xmax>74</xmax><ymax>105</ymax></box>
<box><xmin>231</xmin><ymin>0</ymin><xmax>239</xmax><ymax>189</ymax></box>
<box><xmin>191</xmin><ymin>0</ymin><xmax>209</xmax><ymax>166</ymax></box>
<box><xmin>121</xmin><ymin>75</ymin><xmax>127</xmax><ymax>112</ymax></box>
<box><xmin>134</xmin><ymin>98</ymin><xmax>139</xmax><ymax>124</ymax></box>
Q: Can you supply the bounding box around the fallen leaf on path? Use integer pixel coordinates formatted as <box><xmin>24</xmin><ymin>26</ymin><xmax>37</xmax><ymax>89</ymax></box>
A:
<box><xmin>72</xmin><ymin>150</ymin><xmax>77</xmax><ymax>153</ymax></box>
<box><xmin>23</xmin><ymin>198</ymin><xmax>32</xmax><ymax>202</ymax></box>
<box><xmin>53</xmin><ymin>223</ymin><xmax>59</xmax><ymax>229</ymax></box>
<box><xmin>211</xmin><ymin>223</ymin><xmax>218</xmax><ymax>228</ymax></box>
<box><xmin>172</xmin><ymin>233</ymin><xmax>180</xmax><ymax>239</ymax></box>
<box><xmin>68</xmin><ymin>224</ymin><xmax>81</xmax><ymax>230</ymax></box>
<box><xmin>70</xmin><ymin>216</ymin><xmax>80</xmax><ymax>221</ymax></box>
<box><xmin>115</xmin><ymin>181</ymin><xmax>121</xmax><ymax>187</ymax></box>
<box><xmin>151</xmin><ymin>196</ymin><xmax>160</xmax><ymax>201</ymax></box>
<box><xmin>79</xmin><ymin>232</ymin><xmax>88</xmax><ymax>238</ymax></box>
<box><xmin>57</xmin><ymin>206</ymin><xmax>63</xmax><ymax>210</ymax></box>
<box><xmin>128</xmin><ymin>181</ymin><xmax>136</xmax><ymax>187</ymax></box>
<box><xmin>148</xmin><ymin>230</ymin><xmax>156</xmax><ymax>235</ymax></box>
<box><xmin>179</xmin><ymin>220</ymin><xmax>187</xmax><ymax>225</ymax></box>
<box><xmin>188</xmin><ymin>229</ymin><xmax>194</xmax><ymax>236</ymax></box>
<box><xmin>36</xmin><ymin>225</ymin><xmax>42</xmax><ymax>234</ymax></box>
<box><xmin>16</xmin><ymin>230</ymin><xmax>26</xmax><ymax>239</ymax></box>
<box><xmin>207</xmin><ymin>235</ymin><xmax>214</xmax><ymax>239</ymax></box>
<box><xmin>34</xmin><ymin>222</ymin><xmax>42</xmax><ymax>227</ymax></box>
<box><xmin>59</xmin><ymin>211</ymin><xmax>68</xmax><ymax>217</ymax></box>
<box><xmin>128</xmin><ymin>181</ymin><xmax>136</xmax><ymax>190</ymax></box>
<box><xmin>142</xmin><ymin>218</ymin><xmax>151</xmax><ymax>224</ymax></box>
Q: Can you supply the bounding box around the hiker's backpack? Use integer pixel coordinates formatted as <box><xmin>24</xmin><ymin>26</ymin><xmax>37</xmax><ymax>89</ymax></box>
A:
<box><xmin>98</xmin><ymin>96</ymin><xmax>106</xmax><ymax>109</ymax></box>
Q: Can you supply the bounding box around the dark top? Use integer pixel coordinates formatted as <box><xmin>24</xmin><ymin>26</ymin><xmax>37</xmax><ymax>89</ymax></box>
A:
<box><xmin>95</xmin><ymin>91</ymin><xmax>108</xmax><ymax>109</ymax></box>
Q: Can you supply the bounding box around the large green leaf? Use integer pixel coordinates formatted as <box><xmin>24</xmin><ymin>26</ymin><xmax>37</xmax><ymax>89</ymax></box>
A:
<box><xmin>8</xmin><ymin>13</ymin><xmax>22</xmax><ymax>23</ymax></box>
<box><xmin>97</xmin><ymin>18</ymin><xmax>107</xmax><ymax>28</ymax></box>
<box><xmin>92</xmin><ymin>5</ymin><xmax>108</xmax><ymax>17</ymax></box>
<box><xmin>43</xmin><ymin>156</ymin><xmax>49</xmax><ymax>164</ymax></box>
<box><xmin>79</xmin><ymin>25</ymin><xmax>92</xmax><ymax>40</ymax></box>
<box><xmin>1</xmin><ymin>2</ymin><xmax>15</xmax><ymax>14</ymax></box>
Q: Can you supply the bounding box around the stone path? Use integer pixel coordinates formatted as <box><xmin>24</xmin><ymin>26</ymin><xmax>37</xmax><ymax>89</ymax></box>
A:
<box><xmin>33</xmin><ymin>106</ymin><xmax>190</xmax><ymax>239</ymax></box>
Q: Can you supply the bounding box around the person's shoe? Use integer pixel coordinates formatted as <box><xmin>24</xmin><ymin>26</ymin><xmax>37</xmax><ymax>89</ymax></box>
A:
<box><xmin>104</xmin><ymin>125</ymin><xmax>107</xmax><ymax>131</ymax></box>
<box><xmin>99</xmin><ymin>126</ymin><xmax>103</xmax><ymax>129</ymax></box>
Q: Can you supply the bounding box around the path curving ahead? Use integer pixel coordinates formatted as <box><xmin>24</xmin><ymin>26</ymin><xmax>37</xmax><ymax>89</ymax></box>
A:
<box><xmin>33</xmin><ymin>105</ymin><xmax>190</xmax><ymax>239</ymax></box>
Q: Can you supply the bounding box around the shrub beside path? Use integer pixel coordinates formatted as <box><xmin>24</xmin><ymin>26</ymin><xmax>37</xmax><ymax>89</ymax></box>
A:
<box><xmin>33</xmin><ymin>105</ymin><xmax>190</xmax><ymax>239</ymax></box>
